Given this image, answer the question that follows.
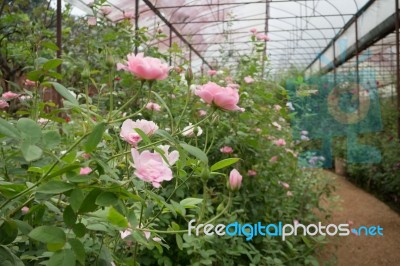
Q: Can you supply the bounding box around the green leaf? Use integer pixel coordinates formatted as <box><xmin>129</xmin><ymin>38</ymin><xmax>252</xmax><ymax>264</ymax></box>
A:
<box><xmin>155</xmin><ymin>129</ymin><xmax>176</xmax><ymax>143</ymax></box>
<box><xmin>41</xmin><ymin>41</ymin><xmax>59</xmax><ymax>51</ymax></box>
<box><xmin>43</xmin><ymin>59</ymin><xmax>63</xmax><ymax>70</ymax></box>
<box><xmin>180</xmin><ymin>198</ymin><xmax>203</xmax><ymax>208</ymax></box>
<box><xmin>180</xmin><ymin>143</ymin><xmax>208</xmax><ymax>164</ymax></box>
<box><xmin>72</xmin><ymin>223</ymin><xmax>86</xmax><ymax>238</ymax></box>
<box><xmin>96</xmin><ymin>192</ymin><xmax>118</xmax><ymax>206</ymax></box>
<box><xmin>69</xmin><ymin>189</ymin><xmax>84</xmax><ymax>212</ymax></box>
<box><xmin>47</xmin><ymin>249</ymin><xmax>76</xmax><ymax>266</ymax></box>
<box><xmin>0</xmin><ymin>245</ymin><xmax>24</xmax><ymax>266</ymax></box>
<box><xmin>134</xmin><ymin>128</ymin><xmax>151</xmax><ymax>144</ymax></box>
<box><xmin>21</xmin><ymin>142</ymin><xmax>43</xmax><ymax>162</ymax></box>
<box><xmin>63</xmin><ymin>205</ymin><xmax>77</xmax><ymax>227</ymax></box>
<box><xmin>42</xmin><ymin>131</ymin><xmax>61</xmax><ymax>149</ymax></box>
<box><xmin>14</xmin><ymin>220</ymin><xmax>33</xmax><ymax>235</ymax></box>
<box><xmin>0</xmin><ymin>220</ymin><xmax>18</xmax><ymax>245</ymax></box>
<box><xmin>42</xmin><ymin>82</ymin><xmax>78</xmax><ymax>105</ymax></box>
<box><xmin>28</xmin><ymin>226</ymin><xmax>66</xmax><ymax>246</ymax></box>
<box><xmin>151</xmin><ymin>91</ymin><xmax>173</xmax><ymax>125</ymax></box>
<box><xmin>16</xmin><ymin>118</ymin><xmax>42</xmax><ymax>144</ymax></box>
<box><xmin>0</xmin><ymin>117</ymin><xmax>20</xmax><ymax>139</ymax></box>
<box><xmin>78</xmin><ymin>188</ymin><xmax>102</xmax><ymax>213</ymax></box>
<box><xmin>84</xmin><ymin>122</ymin><xmax>106</xmax><ymax>153</ymax></box>
<box><xmin>36</xmin><ymin>181</ymin><xmax>74</xmax><ymax>194</ymax></box>
<box><xmin>176</xmin><ymin>234</ymin><xmax>183</xmax><ymax>250</ymax></box>
<box><xmin>210</xmin><ymin>158</ymin><xmax>240</xmax><ymax>171</ymax></box>
<box><xmin>47</xmin><ymin>163</ymin><xmax>80</xmax><ymax>179</ymax></box>
<box><xmin>107</xmin><ymin>207</ymin><xmax>128</xmax><ymax>228</ymax></box>
<box><xmin>27</xmin><ymin>70</ymin><xmax>44</xmax><ymax>81</ymax></box>
<box><xmin>68</xmin><ymin>239</ymin><xmax>85</xmax><ymax>265</ymax></box>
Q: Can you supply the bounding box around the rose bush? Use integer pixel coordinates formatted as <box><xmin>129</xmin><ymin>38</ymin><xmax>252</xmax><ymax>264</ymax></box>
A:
<box><xmin>0</xmin><ymin>2</ymin><xmax>334</xmax><ymax>266</ymax></box>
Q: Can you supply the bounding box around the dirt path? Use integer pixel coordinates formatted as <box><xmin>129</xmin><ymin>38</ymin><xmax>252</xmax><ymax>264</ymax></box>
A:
<box><xmin>319</xmin><ymin>171</ymin><xmax>400</xmax><ymax>266</ymax></box>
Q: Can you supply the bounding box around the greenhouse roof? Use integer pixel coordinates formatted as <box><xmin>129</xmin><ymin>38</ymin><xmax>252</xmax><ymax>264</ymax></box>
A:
<box><xmin>65</xmin><ymin>0</ymin><xmax>398</xmax><ymax>77</ymax></box>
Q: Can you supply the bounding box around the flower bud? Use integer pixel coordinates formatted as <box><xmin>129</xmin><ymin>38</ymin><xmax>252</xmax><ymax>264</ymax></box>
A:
<box><xmin>106</xmin><ymin>55</ymin><xmax>115</xmax><ymax>68</ymax></box>
<box><xmin>185</xmin><ymin>67</ymin><xmax>193</xmax><ymax>84</ymax></box>
<box><xmin>201</xmin><ymin>167</ymin><xmax>210</xmax><ymax>181</ymax></box>
<box><xmin>228</xmin><ymin>169</ymin><xmax>242</xmax><ymax>191</ymax></box>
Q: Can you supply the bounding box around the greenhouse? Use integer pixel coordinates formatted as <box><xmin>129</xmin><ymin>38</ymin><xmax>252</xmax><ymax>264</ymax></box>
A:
<box><xmin>0</xmin><ymin>0</ymin><xmax>400</xmax><ymax>265</ymax></box>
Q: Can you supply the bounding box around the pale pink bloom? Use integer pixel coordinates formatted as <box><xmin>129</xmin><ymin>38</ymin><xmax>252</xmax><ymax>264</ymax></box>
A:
<box><xmin>170</xmin><ymin>94</ymin><xmax>176</xmax><ymax>99</ymax></box>
<box><xmin>293</xmin><ymin>220</ymin><xmax>299</xmax><ymax>226</ymax></box>
<box><xmin>255</xmin><ymin>128</ymin><xmax>262</xmax><ymax>133</ymax></box>
<box><xmin>80</xmin><ymin>167</ymin><xmax>92</xmax><ymax>175</ymax></box>
<box><xmin>301</xmin><ymin>130</ymin><xmax>308</xmax><ymax>135</ymax></box>
<box><xmin>247</xmin><ymin>170</ymin><xmax>257</xmax><ymax>176</ymax></box>
<box><xmin>117</xmin><ymin>53</ymin><xmax>169</xmax><ymax>80</ymax></box>
<box><xmin>195</xmin><ymin>82</ymin><xmax>243</xmax><ymax>111</ymax></box>
<box><xmin>250</xmin><ymin>28</ymin><xmax>257</xmax><ymax>34</ymax></box>
<box><xmin>225</xmin><ymin>76</ymin><xmax>233</xmax><ymax>83</ymax></box>
<box><xmin>274</xmin><ymin>139</ymin><xmax>286</xmax><ymax>146</ymax></box>
<box><xmin>269</xmin><ymin>156</ymin><xmax>278</xmax><ymax>162</ymax></box>
<box><xmin>272</xmin><ymin>122</ymin><xmax>282</xmax><ymax>130</ymax></box>
<box><xmin>287</xmin><ymin>191</ymin><xmax>293</xmax><ymax>197</ymax></box>
<box><xmin>21</xmin><ymin>206</ymin><xmax>29</xmax><ymax>214</ymax></box>
<box><xmin>2</xmin><ymin>91</ymin><xmax>19</xmax><ymax>100</ymax></box>
<box><xmin>82</xmin><ymin>153</ymin><xmax>91</xmax><ymax>159</ymax></box>
<box><xmin>0</xmin><ymin>100</ymin><xmax>9</xmax><ymax>109</ymax></box>
<box><xmin>207</xmin><ymin>70</ymin><xmax>217</xmax><ymax>76</ymax></box>
<box><xmin>182</xmin><ymin>123</ymin><xmax>203</xmax><ymax>137</ymax></box>
<box><xmin>87</xmin><ymin>16</ymin><xmax>97</xmax><ymax>26</ymax></box>
<box><xmin>24</xmin><ymin>79</ymin><xmax>36</xmax><ymax>86</ymax></box>
<box><xmin>285</xmin><ymin>148</ymin><xmax>297</xmax><ymax>157</ymax></box>
<box><xmin>37</xmin><ymin>118</ymin><xmax>49</xmax><ymax>125</ymax></box>
<box><xmin>274</xmin><ymin>104</ymin><xmax>282</xmax><ymax>111</ymax></box>
<box><xmin>131</xmin><ymin>148</ymin><xmax>173</xmax><ymax>188</ymax></box>
<box><xmin>19</xmin><ymin>95</ymin><xmax>32</xmax><ymax>101</ymax></box>
<box><xmin>198</xmin><ymin>110</ymin><xmax>207</xmax><ymax>117</ymax></box>
<box><xmin>278</xmin><ymin>181</ymin><xmax>290</xmax><ymax>189</ymax></box>
<box><xmin>300</xmin><ymin>135</ymin><xmax>309</xmax><ymax>141</ymax></box>
<box><xmin>220</xmin><ymin>146</ymin><xmax>233</xmax><ymax>154</ymax></box>
<box><xmin>120</xmin><ymin>119</ymin><xmax>158</xmax><ymax>146</ymax></box>
<box><xmin>227</xmin><ymin>83</ymin><xmax>240</xmax><ymax>89</ymax></box>
<box><xmin>266</xmin><ymin>135</ymin><xmax>276</xmax><ymax>141</ymax></box>
<box><xmin>348</xmin><ymin>220</ymin><xmax>354</xmax><ymax>226</ymax></box>
<box><xmin>124</xmin><ymin>11</ymin><xmax>134</xmax><ymax>19</ymax></box>
<box><xmin>256</xmin><ymin>33</ymin><xmax>270</xmax><ymax>41</ymax></box>
<box><xmin>120</xmin><ymin>229</ymin><xmax>132</xmax><ymax>239</ymax></box>
<box><xmin>229</xmin><ymin>169</ymin><xmax>243</xmax><ymax>190</ymax></box>
<box><xmin>146</xmin><ymin>102</ymin><xmax>161</xmax><ymax>111</ymax></box>
<box><xmin>100</xmin><ymin>6</ymin><xmax>112</xmax><ymax>15</ymax></box>
<box><xmin>244</xmin><ymin>76</ymin><xmax>254</xmax><ymax>84</ymax></box>
<box><xmin>156</xmin><ymin>145</ymin><xmax>179</xmax><ymax>166</ymax></box>
<box><xmin>152</xmin><ymin>237</ymin><xmax>162</xmax><ymax>242</ymax></box>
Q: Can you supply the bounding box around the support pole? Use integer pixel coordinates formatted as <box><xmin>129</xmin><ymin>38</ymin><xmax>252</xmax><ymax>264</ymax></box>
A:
<box><xmin>396</xmin><ymin>0</ymin><xmax>400</xmax><ymax>140</ymax></box>
<box><xmin>54</xmin><ymin>0</ymin><xmax>62</xmax><ymax>107</ymax></box>
<box><xmin>134</xmin><ymin>0</ymin><xmax>139</xmax><ymax>55</ymax></box>
<box><xmin>262</xmin><ymin>0</ymin><xmax>270</xmax><ymax>78</ymax></box>
<box><xmin>169</xmin><ymin>27</ymin><xmax>172</xmax><ymax>66</ymax></box>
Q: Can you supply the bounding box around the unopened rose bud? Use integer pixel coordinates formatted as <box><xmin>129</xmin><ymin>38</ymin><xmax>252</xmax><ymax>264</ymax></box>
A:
<box><xmin>185</xmin><ymin>67</ymin><xmax>193</xmax><ymax>85</ymax></box>
<box><xmin>228</xmin><ymin>169</ymin><xmax>242</xmax><ymax>191</ymax></box>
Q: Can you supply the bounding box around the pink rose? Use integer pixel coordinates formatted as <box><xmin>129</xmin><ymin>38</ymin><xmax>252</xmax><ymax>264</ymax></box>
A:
<box><xmin>255</xmin><ymin>128</ymin><xmax>262</xmax><ymax>133</ymax></box>
<box><xmin>120</xmin><ymin>119</ymin><xmax>158</xmax><ymax>146</ymax></box>
<box><xmin>37</xmin><ymin>118</ymin><xmax>49</xmax><ymax>125</ymax></box>
<box><xmin>80</xmin><ymin>167</ymin><xmax>92</xmax><ymax>175</ymax></box>
<box><xmin>117</xmin><ymin>53</ymin><xmax>169</xmax><ymax>81</ymax></box>
<box><xmin>247</xmin><ymin>170</ymin><xmax>257</xmax><ymax>176</ymax></box>
<box><xmin>244</xmin><ymin>76</ymin><xmax>254</xmax><ymax>84</ymax></box>
<box><xmin>220</xmin><ymin>146</ymin><xmax>233</xmax><ymax>154</ymax></box>
<box><xmin>229</xmin><ymin>169</ymin><xmax>243</xmax><ymax>191</ymax></box>
<box><xmin>156</xmin><ymin>145</ymin><xmax>179</xmax><ymax>166</ymax></box>
<box><xmin>131</xmin><ymin>148</ymin><xmax>174</xmax><ymax>188</ymax></box>
<box><xmin>195</xmin><ymin>82</ymin><xmax>243</xmax><ymax>111</ymax></box>
<box><xmin>2</xmin><ymin>91</ymin><xmax>19</xmax><ymax>100</ymax></box>
<box><xmin>278</xmin><ymin>181</ymin><xmax>290</xmax><ymax>189</ymax></box>
<box><xmin>269</xmin><ymin>156</ymin><xmax>278</xmax><ymax>162</ymax></box>
<box><xmin>87</xmin><ymin>16</ymin><xmax>97</xmax><ymax>26</ymax></box>
<box><xmin>24</xmin><ymin>79</ymin><xmax>36</xmax><ymax>86</ymax></box>
<box><xmin>100</xmin><ymin>6</ymin><xmax>112</xmax><ymax>15</ymax></box>
<box><xmin>227</xmin><ymin>83</ymin><xmax>240</xmax><ymax>89</ymax></box>
<box><xmin>21</xmin><ymin>206</ymin><xmax>29</xmax><ymax>214</ymax></box>
<box><xmin>225</xmin><ymin>76</ymin><xmax>233</xmax><ymax>83</ymax></box>
<box><xmin>145</xmin><ymin>102</ymin><xmax>161</xmax><ymax>111</ymax></box>
<box><xmin>124</xmin><ymin>11</ymin><xmax>134</xmax><ymax>19</ymax></box>
<box><xmin>207</xmin><ymin>70</ymin><xmax>217</xmax><ymax>76</ymax></box>
<box><xmin>0</xmin><ymin>100</ymin><xmax>9</xmax><ymax>109</ymax></box>
<box><xmin>256</xmin><ymin>33</ymin><xmax>270</xmax><ymax>41</ymax></box>
<box><xmin>198</xmin><ymin>110</ymin><xmax>207</xmax><ymax>117</ymax></box>
<box><xmin>274</xmin><ymin>104</ymin><xmax>282</xmax><ymax>111</ymax></box>
<box><xmin>250</xmin><ymin>28</ymin><xmax>257</xmax><ymax>34</ymax></box>
<box><xmin>274</xmin><ymin>139</ymin><xmax>286</xmax><ymax>146</ymax></box>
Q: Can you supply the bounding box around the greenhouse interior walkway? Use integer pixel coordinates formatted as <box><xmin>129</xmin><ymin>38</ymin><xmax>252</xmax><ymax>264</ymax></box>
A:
<box><xmin>320</xmin><ymin>171</ymin><xmax>400</xmax><ymax>266</ymax></box>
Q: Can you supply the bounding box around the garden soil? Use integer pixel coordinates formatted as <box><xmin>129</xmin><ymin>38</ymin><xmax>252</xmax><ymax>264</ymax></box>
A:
<box><xmin>318</xmin><ymin>171</ymin><xmax>400</xmax><ymax>266</ymax></box>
